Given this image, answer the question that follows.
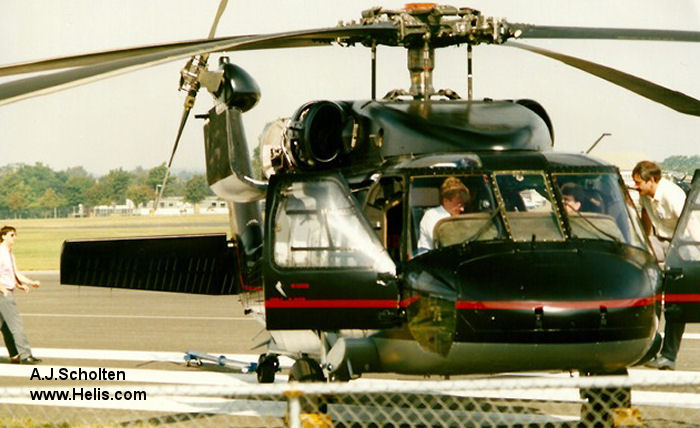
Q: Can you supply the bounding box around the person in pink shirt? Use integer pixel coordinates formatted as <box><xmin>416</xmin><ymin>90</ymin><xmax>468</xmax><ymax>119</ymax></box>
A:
<box><xmin>0</xmin><ymin>225</ymin><xmax>41</xmax><ymax>364</ymax></box>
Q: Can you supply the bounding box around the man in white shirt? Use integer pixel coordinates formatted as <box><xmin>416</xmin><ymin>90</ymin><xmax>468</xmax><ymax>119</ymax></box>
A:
<box><xmin>633</xmin><ymin>161</ymin><xmax>687</xmax><ymax>370</ymax></box>
<box><xmin>0</xmin><ymin>226</ymin><xmax>41</xmax><ymax>364</ymax></box>
<box><xmin>417</xmin><ymin>177</ymin><xmax>470</xmax><ymax>253</ymax></box>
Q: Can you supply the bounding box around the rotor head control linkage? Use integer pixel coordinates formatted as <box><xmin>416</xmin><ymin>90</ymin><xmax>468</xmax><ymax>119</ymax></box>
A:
<box><xmin>357</xmin><ymin>4</ymin><xmax>521</xmax><ymax>48</ymax></box>
<box><xmin>179</xmin><ymin>56</ymin><xmax>224</xmax><ymax>107</ymax></box>
<box><xmin>354</xmin><ymin>3</ymin><xmax>522</xmax><ymax>99</ymax></box>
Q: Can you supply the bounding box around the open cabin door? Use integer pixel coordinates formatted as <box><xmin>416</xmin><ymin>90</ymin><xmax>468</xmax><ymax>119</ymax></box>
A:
<box><xmin>664</xmin><ymin>170</ymin><xmax>700</xmax><ymax>322</ymax></box>
<box><xmin>264</xmin><ymin>173</ymin><xmax>399</xmax><ymax>330</ymax></box>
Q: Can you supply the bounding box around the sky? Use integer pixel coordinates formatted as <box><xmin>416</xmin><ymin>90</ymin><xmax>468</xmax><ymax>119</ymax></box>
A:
<box><xmin>0</xmin><ymin>0</ymin><xmax>698</xmax><ymax>176</ymax></box>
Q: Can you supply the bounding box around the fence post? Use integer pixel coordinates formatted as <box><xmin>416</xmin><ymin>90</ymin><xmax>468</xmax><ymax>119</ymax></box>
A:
<box><xmin>284</xmin><ymin>389</ymin><xmax>302</xmax><ymax>428</ymax></box>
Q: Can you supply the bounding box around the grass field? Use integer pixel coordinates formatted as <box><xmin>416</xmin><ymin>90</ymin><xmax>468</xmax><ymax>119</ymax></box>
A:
<box><xmin>0</xmin><ymin>214</ymin><xmax>231</xmax><ymax>271</ymax></box>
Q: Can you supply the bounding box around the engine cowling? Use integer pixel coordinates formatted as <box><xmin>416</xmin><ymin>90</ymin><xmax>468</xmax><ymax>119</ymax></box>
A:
<box><xmin>515</xmin><ymin>99</ymin><xmax>554</xmax><ymax>146</ymax></box>
<box><xmin>284</xmin><ymin>101</ymin><xmax>351</xmax><ymax>169</ymax></box>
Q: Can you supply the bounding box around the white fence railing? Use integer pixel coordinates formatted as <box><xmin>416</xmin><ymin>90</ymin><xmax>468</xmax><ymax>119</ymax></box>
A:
<box><xmin>2</xmin><ymin>372</ymin><xmax>700</xmax><ymax>427</ymax></box>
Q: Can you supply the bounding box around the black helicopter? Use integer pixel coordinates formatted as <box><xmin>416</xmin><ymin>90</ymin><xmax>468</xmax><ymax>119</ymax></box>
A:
<box><xmin>2</xmin><ymin>3</ymin><xmax>700</xmax><ymax>388</ymax></box>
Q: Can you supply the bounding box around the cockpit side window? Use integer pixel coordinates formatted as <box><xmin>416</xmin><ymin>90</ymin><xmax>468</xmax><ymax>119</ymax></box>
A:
<box><xmin>552</xmin><ymin>173</ymin><xmax>646</xmax><ymax>247</ymax></box>
<box><xmin>272</xmin><ymin>178</ymin><xmax>394</xmax><ymax>272</ymax></box>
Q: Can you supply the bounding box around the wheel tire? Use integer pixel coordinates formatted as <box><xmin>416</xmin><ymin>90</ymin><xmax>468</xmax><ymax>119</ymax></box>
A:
<box><xmin>256</xmin><ymin>354</ymin><xmax>279</xmax><ymax>384</ymax></box>
<box><xmin>288</xmin><ymin>356</ymin><xmax>325</xmax><ymax>382</ymax></box>
<box><xmin>331</xmin><ymin>370</ymin><xmax>351</xmax><ymax>382</ymax></box>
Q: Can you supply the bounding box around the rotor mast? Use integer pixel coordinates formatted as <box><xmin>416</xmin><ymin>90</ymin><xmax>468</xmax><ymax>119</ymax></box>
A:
<box><xmin>407</xmin><ymin>41</ymin><xmax>435</xmax><ymax>98</ymax></box>
<box><xmin>359</xmin><ymin>4</ymin><xmax>515</xmax><ymax>100</ymax></box>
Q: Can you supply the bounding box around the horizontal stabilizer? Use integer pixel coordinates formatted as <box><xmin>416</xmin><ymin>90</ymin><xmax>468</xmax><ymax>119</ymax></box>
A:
<box><xmin>60</xmin><ymin>234</ymin><xmax>240</xmax><ymax>295</ymax></box>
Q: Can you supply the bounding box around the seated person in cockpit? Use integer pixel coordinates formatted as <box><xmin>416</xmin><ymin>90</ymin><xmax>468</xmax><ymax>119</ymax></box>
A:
<box><xmin>417</xmin><ymin>177</ymin><xmax>470</xmax><ymax>253</ymax></box>
<box><xmin>560</xmin><ymin>182</ymin><xmax>585</xmax><ymax>213</ymax></box>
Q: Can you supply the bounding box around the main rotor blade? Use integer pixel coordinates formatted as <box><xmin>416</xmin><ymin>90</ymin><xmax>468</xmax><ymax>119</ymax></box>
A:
<box><xmin>6</xmin><ymin>23</ymin><xmax>696</xmax><ymax>79</ymax></box>
<box><xmin>507</xmin><ymin>41</ymin><xmax>700</xmax><ymax>116</ymax></box>
<box><xmin>155</xmin><ymin>0</ymin><xmax>229</xmax><ymax>214</ymax></box>
<box><xmin>0</xmin><ymin>24</ymin><xmax>395</xmax><ymax>106</ymax></box>
<box><xmin>0</xmin><ymin>38</ymin><xmax>241</xmax><ymax>78</ymax></box>
<box><xmin>509</xmin><ymin>24</ymin><xmax>700</xmax><ymax>43</ymax></box>
<box><xmin>207</xmin><ymin>0</ymin><xmax>228</xmax><ymax>39</ymax></box>
<box><xmin>153</xmin><ymin>106</ymin><xmax>191</xmax><ymax>213</ymax></box>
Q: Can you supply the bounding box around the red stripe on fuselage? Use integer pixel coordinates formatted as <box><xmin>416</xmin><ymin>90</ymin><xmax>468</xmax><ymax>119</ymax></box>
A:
<box><xmin>455</xmin><ymin>297</ymin><xmax>657</xmax><ymax>310</ymax></box>
<box><xmin>265</xmin><ymin>295</ymin><xmax>660</xmax><ymax>310</ymax></box>
<box><xmin>400</xmin><ymin>296</ymin><xmax>420</xmax><ymax>307</ymax></box>
<box><xmin>265</xmin><ymin>298</ymin><xmax>398</xmax><ymax>308</ymax></box>
<box><xmin>665</xmin><ymin>294</ymin><xmax>700</xmax><ymax>302</ymax></box>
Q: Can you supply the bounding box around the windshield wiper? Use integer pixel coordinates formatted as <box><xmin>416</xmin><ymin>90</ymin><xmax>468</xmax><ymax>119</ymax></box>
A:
<box><xmin>460</xmin><ymin>210</ymin><xmax>502</xmax><ymax>245</ymax></box>
<box><xmin>566</xmin><ymin>209</ymin><xmax>621</xmax><ymax>243</ymax></box>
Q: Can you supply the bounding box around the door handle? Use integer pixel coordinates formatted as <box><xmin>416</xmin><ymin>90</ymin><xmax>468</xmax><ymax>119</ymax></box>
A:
<box><xmin>666</xmin><ymin>267</ymin><xmax>684</xmax><ymax>281</ymax></box>
<box><xmin>376</xmin><ymin>272</ymin><xmax>398</xmax><ymax>287</ymax></box>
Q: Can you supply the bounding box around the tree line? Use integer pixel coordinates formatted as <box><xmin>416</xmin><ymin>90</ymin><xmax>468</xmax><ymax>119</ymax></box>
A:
<box><xmin>2</xmin><ymin>155</ymin><xmax>697</xmax><ymax>219</ymax></box>
<box><xmin>659</xmin><ymin>155</ymin><xmax>700</xmax><ymax>178</ymax></box>
<box><xmin>0</xmin><ymin>163</ymin><xmax>212</xmax><ymax>218</ymax></box>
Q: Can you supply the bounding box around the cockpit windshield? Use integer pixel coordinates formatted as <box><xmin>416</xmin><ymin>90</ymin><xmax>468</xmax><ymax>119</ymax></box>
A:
<box><xmin>411</xmin><ymin>175</ymin><xmax>497</xmax><ymax>253</ymax></box>
<box><xmin>552</xmin><ymin>172</ymin><xmax>646</xmax><ymax>247</ymax></box>
<box><xmin>494</xmin><ymin>172</ymin><xmax>564</xmax><ymax>242</ymax></box>
<box><xmin>409</xmin><ymin>171</ymin><xmax>646</xmax><ymax>254</ymax></box>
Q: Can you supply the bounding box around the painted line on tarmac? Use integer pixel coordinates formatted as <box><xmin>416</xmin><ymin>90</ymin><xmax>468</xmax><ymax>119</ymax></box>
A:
<box><xmin>0</xmin><ymin>393</ymin><xmax>288</xmax><ymax>416</ymax></box>
<box><xmin>668</xmin><ymin>332</ymin><xmax>700</xmax><ymax>340</ymax></box>
<box><xmin>427</xmin><ymin>386</ymin><xmax>700</xmax><ymax>409</ymax></box>
<box><xmin>1</xmin><ymin>348</ymin><xmax>188</xmax><ymax>363</ymax></box>
<box><xmin>0</xmin><ymin>363</ymin><xmax>262</xmax><ymax>386</ymax></box>
<box><xmin>0</xmin><ymin>347</ymin><xmax>295</xmax><ymax>367</ymax></box>
<box><xmin>2</xmin><ymin>348</ymin><xmax>697</xmax><ymax>386</ymax></box>
<box><xmin>373</xmin><ymin>369</ymin><xmax>700</xmax><ymax>408</ymax></box>
<box><xmin>22</xmin><ymin>313</ymin><xmax>254</xmax><ymax>321</ymax></box>
<box><xmin>494</xmin><ymin>368</ymin><xmax>700</xmax><ymax>383</ymax></box>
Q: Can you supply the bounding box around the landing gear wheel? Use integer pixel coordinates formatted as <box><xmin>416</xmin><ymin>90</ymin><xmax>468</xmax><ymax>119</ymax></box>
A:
<box><xmin>256</xmin><ymin>354</ymin><xmax>279</xmax><ymax>384</ymax></box>
<box><xmin>289</xmin><ymin>355</ymin><xmax>326</xmax><ymax>382</ymax></box>
<box><xmin>331</xmin><ymin>370</ymin><xmax>351</xmax><ymax>382</ymax></box>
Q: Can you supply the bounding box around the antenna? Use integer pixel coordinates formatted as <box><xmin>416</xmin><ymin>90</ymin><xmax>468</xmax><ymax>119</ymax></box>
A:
<box><xmin>585</xmin><ymin>132</ymin><xmax>612</xmax><ymax>154</ymax></box>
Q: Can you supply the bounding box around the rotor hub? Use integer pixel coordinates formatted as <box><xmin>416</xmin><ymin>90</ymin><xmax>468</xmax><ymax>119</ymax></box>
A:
<box><xmin>350</xmin><ymin>4</ymin><xmax>521</xmax><ymax>99</ymax></box>
<box><xmin>356</xmin><ymin>4</ymin><xmax>517</xmax><ymax>48</ymax></box>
